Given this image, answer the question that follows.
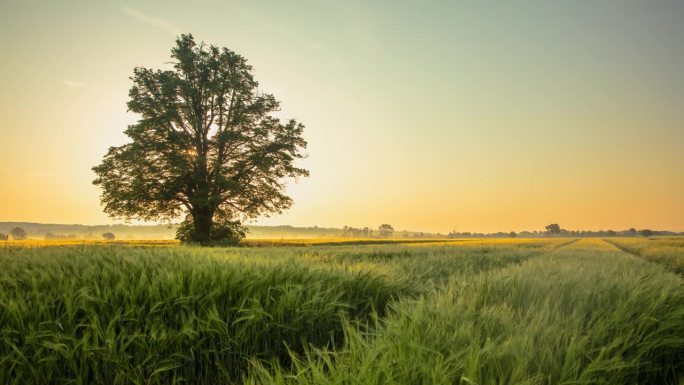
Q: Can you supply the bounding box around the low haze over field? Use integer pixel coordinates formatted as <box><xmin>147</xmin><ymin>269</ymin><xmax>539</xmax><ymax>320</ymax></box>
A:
<box><xmin>1</xmin><ymin>0</ymin><xmax>682</xmax><ymax>232</ymax></box>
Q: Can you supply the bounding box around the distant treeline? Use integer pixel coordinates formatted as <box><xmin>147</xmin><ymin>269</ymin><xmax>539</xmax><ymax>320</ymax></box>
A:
<box><xmin>0</xmin><ymin>222</ymin><xmax>176</xmax><ymax>240</ymax></box>
<box><xmin>448</xmin><ymin>226</ymin><xmax>682</xmax><ymax>238</ymax></box>
<box><xmin>0</xmin><ymin>222</ymin><xmax>345</xmax><ymax>240</ymax></box>
<box><xmin>0</xmin><ymin>222</ymin><xmax>681</xmax><ymax>240</ymax></box>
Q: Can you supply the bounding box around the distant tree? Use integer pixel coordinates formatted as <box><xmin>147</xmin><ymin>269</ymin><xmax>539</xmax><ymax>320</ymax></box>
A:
<box><xmin>343</xmin><ymin>226</ymin><xmax>374</xmax><ymax>238</ymax></box>
<box><xmin>509</xmin><ymin>231</ymin><xmax>517</xmax><ymax>238</ymax></box>
<box><xmin>544</xmin><ymin>224</ymin><xmax>561</xmax><ymax>236</ymax></box>
<box><xmin>102</xmin><ymin>232</ymin><xmax>116</xmax><ymax>240</ymax></box>
<box><xmin>10</xmin><ymin>227</ymin><xmax>27</xmax><ymax>240</ymax></box>
<box><xmin>627</xmin><ymin>228</ymin><xmax>637</xmax><ymax>236</ymax></box>
<box><xmin>92</xmin><ymin>34</ymin><xmax>308</xmax><ymax>245</ymax></box>
<box><xmin>607</xmin><ymin>230</ymin><xmax>616</xmax><ymax>237</ymax></box>
<box><xmin>341</xmin><ymin>226</ymin><xmax>369</xmax><ymax>238</ymax></box>
<box><xmin>0</xmin><ymin>232</ymin><xmax>7</xmax><ymax>240</ymax></box>
<box><xmin>378</xmin><ymin>224</ymin><xmax>394</xmax><ymax>238</ymax></box>
<box><xmin>640</xmin><ymin>229</ymin><xmax>653</xmax><ymax>237</ymax></box>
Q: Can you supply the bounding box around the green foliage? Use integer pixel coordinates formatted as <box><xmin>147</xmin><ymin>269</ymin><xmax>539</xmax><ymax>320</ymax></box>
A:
<box><xmin>377</xmin><ymin>224</ymin><xmax>394</xmax><ymax>238</ymax></box>
<box><xmin>1</xmin><ymin>239</ymin><xmax>683</xmax><ymax>384</ymax></box>
<box><xmin>0</xmin><ymin>246</ymin><xmax>413</xmax><ymax>384</ymax></box>
<box><xmin>545</xmin><ymin>223</ymin><xmax>561</xmax><ymax>235</ymax></box>
<box><xmin>175</xmin><ymin>215</ymin><xmax>247</xmax><ymax>245</ymax></box>
<box><xmin>641</xmin><ymin>229</ymin><xmax>654</xmax><ymax>237</ymax></box>
<box><xmin>248</xmin><ymin>242</ymin><xmax>684</xmax><ymax>385</ymax></box>
<box><xmin>606</xmin><ymin>237</ymin><xmax>684</xmax><ymax>275</ymax></box>
<box><xmin>92</xmin><ymin>34</ymin><xmax>308</xmax><ymax>243</ymax></box>
<box><xmin>9</xmin><ymin>227</ymin><xmax>27</xmax><ymax>240</ymax></box>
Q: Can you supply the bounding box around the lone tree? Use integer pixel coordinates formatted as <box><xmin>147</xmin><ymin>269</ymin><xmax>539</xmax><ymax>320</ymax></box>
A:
<box><xmin>102</xmin><ymin>232</ymin><xmax>116</xmax><ymax>240</ymax></box>
<box><xmin>93</xmin><ymin>35</ymin><xmax>308</xmax><ymax>244</ymax></box>
<box><xmin>10</xmin><ymin>227</ymin><xmax>27</xmax><ymax>240</ymax></box>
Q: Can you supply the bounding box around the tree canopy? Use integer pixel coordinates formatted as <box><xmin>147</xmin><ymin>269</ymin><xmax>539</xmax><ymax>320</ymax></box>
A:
<box><xmin>378</xmin><ymin>224</ymin><xmax>395</xmax><ymax>237</ymax></box>
<box><xmin>10</xmin><ymin>227</ymin><xmax>27</xmax><ymax>240</ymax></box>
<box><xmin>93</xmin><ymin>34</ymin><xmax>308</xmax><ymax>244</ymax></box>
<box><xmin>545</xmin><ymin>223</ymin><xmax>561</xmax><ymax>235</ymax></box>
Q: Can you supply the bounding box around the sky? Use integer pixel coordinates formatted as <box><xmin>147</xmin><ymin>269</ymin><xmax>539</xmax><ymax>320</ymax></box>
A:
<box><xmin>0</xmin><ymin>0</ymin><xmax>682</xmax><ymax>233</ymax></box>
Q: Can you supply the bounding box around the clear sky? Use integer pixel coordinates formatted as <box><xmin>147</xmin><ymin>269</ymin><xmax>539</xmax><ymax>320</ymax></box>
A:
<box><xmin>0</xmin><ymin>0</ymin><xmax>682</xmax><ymax>233</ymax></box>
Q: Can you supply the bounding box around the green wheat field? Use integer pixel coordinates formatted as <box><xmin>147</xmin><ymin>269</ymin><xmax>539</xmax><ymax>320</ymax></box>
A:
<box><xmin>1</xmin><ymin>237</ymin><xmax>683</xmax><ymax>384</ymax></box>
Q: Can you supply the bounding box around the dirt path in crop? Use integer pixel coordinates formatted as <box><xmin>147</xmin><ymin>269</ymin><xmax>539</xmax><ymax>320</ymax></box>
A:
<box><xmin>601</xmin><ymin>239</ymin><xmax>636</xmax><ymax>254</ymax></box>
<box><xmin>549</xmin><ymin>238</ymin><xmax>580</xmax><ymax>251</ymax></box>
<box><xmin>601</xmin><ymin>239</ymin><xmax>683</xmax><ymax>276</ymax></box>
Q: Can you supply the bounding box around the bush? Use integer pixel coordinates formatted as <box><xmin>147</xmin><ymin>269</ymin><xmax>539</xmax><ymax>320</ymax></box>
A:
<box><xmin>10</xmin><ymin>227</ymin><xmax>27</xmax><ymax>240</ymax></box>
<box><xmin>175</xmin><ymin>216</ymin><xmax>246</xmax><ymax>245</ymax></box>
<box><xmin>640</xmin><ymin>229</ymin><xmax>654</xmax><ymax>237</ymax></box>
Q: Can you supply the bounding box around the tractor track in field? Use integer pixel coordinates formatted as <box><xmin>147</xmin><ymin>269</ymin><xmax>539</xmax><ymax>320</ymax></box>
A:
<box><xmin>601</xmin><ymin>239</ymin><xmax>639</xmax><ymax>256</ymax></box>
<box><xmin>602</xmin><ymin>239</ymin><xmax>683</xmax><ymax>275</ymax></box>
<box><xmin>549</xmin><ymin>238</ymin><xmax>580</xmax><ymax>251</ymax></box>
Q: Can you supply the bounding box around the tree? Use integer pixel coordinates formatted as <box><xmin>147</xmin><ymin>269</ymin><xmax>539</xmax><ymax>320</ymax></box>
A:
<box><xmin>378</xmin><ymin>224</ymin><xmax>394</xmax><ymax>238</ymax></box>
<box><xmin>92</xmin><ymin>35</ymin><xmax>308</xmax><ymax>244</ymax></box>
<box><xmin>509</xmin><ymin>231</ymin><xmax>517</xmax><ymax>238</ymax></box>
<box><xmin>341</xmin><ymin>226</ymin><xmax>375</xmax><ymax>238</ymax></box>
<box><xmin>545</xmin><ymin>223</ymin><xmax>561</xmax><ymax>236</ymax></box>
<box><xmin>10</xmin><ymin>227</ymin><xmax>27</xmax><ymax>240</ymax></box>
<box><xmin>640</xmin><ymin>229</ymin><xmax>653</xmax><ymax>237</ymax></box>
<box><xmin>102</xmin><ymin>232</ymin><xmax>116</xmax><ymax>240</ymax></box>
<box><xmin>0</xmin><ymin>232</ymin><xmax>7</xmax><ymax>240</ymax></box>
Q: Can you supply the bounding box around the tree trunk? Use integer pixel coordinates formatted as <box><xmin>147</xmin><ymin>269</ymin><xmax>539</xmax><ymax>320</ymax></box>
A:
<box><xmin>192</xmin><ymin>206</ymin><xmax>213</xmax><ymax>244</ymax></box>
<box><xmin>192</xmin><ymin>145</ymin><xmax>213</xmax><ymax>243</ymax></box>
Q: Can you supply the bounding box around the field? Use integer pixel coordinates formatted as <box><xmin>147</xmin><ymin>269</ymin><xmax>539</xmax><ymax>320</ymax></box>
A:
<box><xmin>1</xmin><ymin>238</ymin><xmax>682</xmax><ymax>384</ymax></box>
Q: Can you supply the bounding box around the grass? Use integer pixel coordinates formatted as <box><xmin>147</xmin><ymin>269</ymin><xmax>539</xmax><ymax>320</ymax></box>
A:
<box><xmin>0</xmin><ymin>237</ymin><xmax>569</xmax><ymax>248</ymax></box>
<box><xmin>1</xmin><ymin>239</ymin><xmax>180</xmax><ymax>247</ymax></box>
<box><xmin>1</xmin><ymin>238</ymin><xmax>682</xmax><ymax>384</ymax></box>
<box><xmin>0</xmin><ymin>238</ymin><xmax>464</xmax><ymax>248</ymax></box>
<box><xmin>0</xmin><ymin>246</ymin><xmax>414</xmax><ymax>384</ymax></box>
<box><xmin>604</xmin><ymin>237</ymin><xmax>684</xmax><ymax>275</ymax></box>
